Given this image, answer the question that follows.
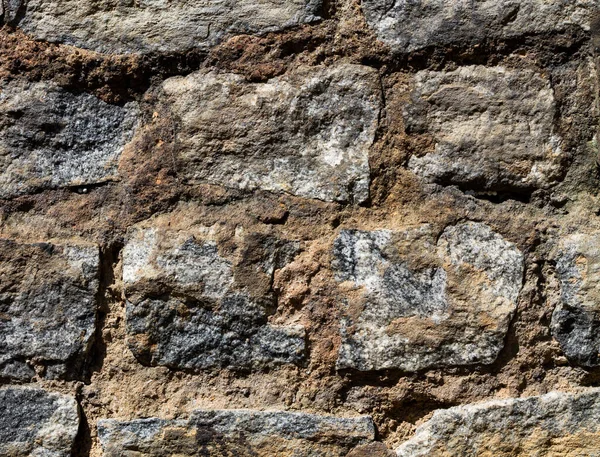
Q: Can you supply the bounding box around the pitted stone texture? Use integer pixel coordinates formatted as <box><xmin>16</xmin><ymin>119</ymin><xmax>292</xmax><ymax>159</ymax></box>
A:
<box><xmin>552</xmin><ymin>233</ymin><xmax>600</xmax><ymax>367</ymax></box>
<box><xmin>406</xmin><ymin>66</ymin><xmax>563</xmax><ymax>193</ymax></box>
<box><xmin>123</xmin><ymin>226</ymin><xmax>305</xmax><ymax>371</ymax></box>
<box><xmin>396</xmin><ymin>389</ymin><xmax>600</xmax><ymax>457</ymax></box>
<box><xmin>161</xmin><ymin>64</ymin><xmax>381</xmax><ymax>203</ymax></box>
<box><xmin>9</xmin><ymin>0</ymin><xmax>321</xmax><ymax>54</ymax></box>
<box><xmin>0</xmin><ymin>239</ymin><xmax>99</xmax><ymax>380</ymax></box>
<box><xmin>0</xmin><ymin>386</ymin><xmax>79</xmax><ymax>457</ymax></box>
<box><xmin>99</xmin><ymin>410</ymin><xmax>375</xmax><ymax>457</ymax></box>
<box><xmin>362</xmin><ymin>0</ymin><xmax>593</xmax><ymax>53</ymax></box>
<box><xmin>0</xmin><ymin>80</ymin><xmax>137</xmax><ymax>198</ymax></box>
<box><xmin>333</xmin><ymin>222</ymin><xmax>523</xmax><ymax>372</ymax></box>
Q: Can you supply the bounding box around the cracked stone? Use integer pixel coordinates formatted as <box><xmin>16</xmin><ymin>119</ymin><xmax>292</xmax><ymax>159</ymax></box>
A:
<box><xmin>8</xmin><ymin>0</ymin><xmax>322</xmax><ymax>54</ymax></box>
<box><xmin>0</xmin><ymin>386</ymin><xmax>79</xmax><ymax>457</ymax></box>
<box><xmin>0</xmin><ymin>80</ymin><xmax>138</xmax><ymax>198</ymax></box>
<box><xmin>159</xmin><ymin>64</ymin><xmax>381</xmax><ymax>203</ymax></box>
<box><xmin>98</xmin><ymin>409</ymin><xmax>375</xmax><ymax>457</ymax></box>
<box><xmin>552</xmin><ymin>233</ymin><xmax>600</xmax><ymax>367</ymax></box>
<box><xmin>396</xmin><ymin>388</ymin><xmax>600</xmax><ymax>457</ymax></box>
<box><xmin>122</xmin><ymin>225</ymin><xmax>306</xmax><ymax>371</ymax></box>
<box><xmin>0</xmin><ymin>239</ymin><xmax>99</xmax><ymax>381</ymax></box>
<box><xmin>333</xmin><ymin>222</ymin><xmax>524</xmax><ymax>372</ymax></box>
<box><xmin>362</xmin><ymin>0</ymin><xmax>593</xmax><ymax>53</ymax></box>
<box><xmin>406</xmin><ymin>66</ymin><xmax>564</xmax><ymax>193</ymax></box>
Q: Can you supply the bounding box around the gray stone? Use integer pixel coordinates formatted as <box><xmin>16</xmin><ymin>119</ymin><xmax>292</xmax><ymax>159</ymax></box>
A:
<box><xmin>406</xmin><ymin>66</ymin><xmax>564</xmax><ymax>193</ymax></box>
<box><xmin>0</xmin><ymin>80</ymin><xmax>138</xmax><ymax>198</ymax></box>
<box><xmin>9</xmin><ymin>0</ymin><xmax>322</xmax><ymax>54</ymax></box>
<box><xmin>396</xmin><ymin>388</ymin><xmax>600</xmax><ymax>457</ymax></box>
<box><xmin>333</xmin><ymin>222</ymin><xmax>523</xmax><ymax>372</ymax></box>
<box><xmin>362</xmin><ymin>0</ymin><xmax>593</xmax><ymax>53</ymax></box>
<box><xmin>552</xmin><ymin>233</ymin><xmax>600</xmax><ymax>367</ymax></box>
<box><xmin>123</xmin><ymin>226</ymin><xmax>305</xmax><ymax>371</ymax></box>
<box><xmin>0</xmin><ymin>239</ymin><xmax>99</xmax><ymax>380</ymax></box>
<box><xmin>0</xmin><ymin>386</ymin><xmax>79</xmax><ymax>457</ymax></box>
<box><xmin>98</xmin><ymin>409</ymin><xmax>375</xmax><ymax>457</ymax></box>
<box><xmin>160</xmin><ymin>64</ymin><xmax>381</xmax><ymax>203</ymax></box>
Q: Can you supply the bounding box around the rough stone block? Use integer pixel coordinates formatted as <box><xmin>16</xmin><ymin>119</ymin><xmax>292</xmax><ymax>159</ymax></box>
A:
<box><xmin>0</xmin><ymin>80</ymin><xmax>138</xmax><ymax>198</ymax></box>
<box><xmin>122</xmin><ymin>226</ymin><xmax>305</xmax><ymax>371</ymax></box>
<box><xmin>0</xmin><ymin>386</ymin><xmax>79</xmax><ymax>457</ymax></box>
<box><xmin>396</xmin><ymin>388</ymin><xmax>600</xmax><ymax>457</ymax></box>
<box><xmin>406</xmin><ymin>66</ymin><xmax>564</xmax><ymax>193</ymax></box>
<box><xmin>362</xmin><ymin>0</ymin><xmax>593</xmax><ymax>53</ymax></box>
<box><xmin>10</xmin><ymin>0</ymin><xmax>322</xmax><ymax>54</ymax></box>
<box><xmin>552</xmin><ymin>233</ymin><xmax>600</xmax><ymax>366</ymax></box>
<box><xmin>333</xmin><ymin>222</ymin><xmax>523</xmax><ymax>372</ymax></box>
<box><xmin>0</xmin><ymin>239</ymin><xmax>99</xmax><ymax>380</ymax></box>
<box><xmin>98</xmin><ymin>409</ymin><xmax>375</xmax><ymax>457</ymax></box>
<box><xmin>160</xmin><ymin>64</ymin><xmax>381</xmax><ymax>203</ymax></box>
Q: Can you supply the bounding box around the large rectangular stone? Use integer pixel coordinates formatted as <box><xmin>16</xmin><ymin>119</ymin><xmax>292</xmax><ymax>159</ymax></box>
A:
<box><xmin>0</xmin><ymin>80</ymin><xmax>138</xmax><ymax>198</ymax></box>
<box><xmin>160</xmin><ymin>64</ymin><xmax>381</xmax><ymax>203</ymax></box>
<box><xmin>8</xmin><ymin>0</ymin><xmax>322</xmax><ymax>54</ymax></box>
<box><xmin>333</xmin><ymin>222</ymin><xmax>523</xmax><ymax>372</ymax></box>
<box><xmin>98</xmin><ymin>410</ymin><xmax>375</xmax><ymax>457</ymax></box>
<box><xmin>0</xmin><ymin>239</ymin><xmax>99</xmax><ymax>380</ymax></box>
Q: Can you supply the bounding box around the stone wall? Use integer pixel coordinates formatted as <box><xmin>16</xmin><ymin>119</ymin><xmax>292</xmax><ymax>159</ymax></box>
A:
<box><xmin>1</xmin><ymin>1</ymin><xmax>600</xmax><ymax>456</ymax></box>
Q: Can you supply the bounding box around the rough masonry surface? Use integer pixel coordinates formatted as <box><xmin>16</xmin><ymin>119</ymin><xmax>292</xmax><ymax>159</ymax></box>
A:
<box><xmin>6</xmin><ymin>0</ymin><xmax>322</xmax><ymax>54</ymax></box>
<box><xmin>333</xmin><ymin>222</ymin><xmax>524</xmax><ymax>371</ymax></box>
<box><xmin>396</xmin><ymin>388</ymin><xmax>600</xmax><ymax>457</ymax></box>
<box><xmin>0</xmin><ymin>80</ymin><xmax>138</xmax><ymax>198</ymax></box>
<box><xmin>406</xmin><ymin>66</ymin><xmax>563</xmax><ymax>193</ymax></box>
<box><xmin>0</xmin><ymin>239</ymin><xmax>99</xmax><ymax>381</ymax></box>
<box><xmin>362</xmin><ymin>0</ymin><xmax>593</xmax><ymax>53</ymax></box>
<box><xmin>160</xmin><ymin>64</ymin><xmax>381</xmax><ymax>204</ymax></box>
<box><xmin>0</xmin><ymin>386</ymin><xmax>79</xmax><ymax>457</ymax></box>
<box><xmin>122</xmin><ymin>224</ymin><xmax>306</xmax><ymax>371</ymax></box>
<box><xmin>98</xmin><ymin>409</ymin><xmax>375</xmax><ymax>457</ymax></box>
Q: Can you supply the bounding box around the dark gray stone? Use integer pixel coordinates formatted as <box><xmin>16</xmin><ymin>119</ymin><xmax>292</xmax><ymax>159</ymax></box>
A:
<box><xmin>552</xmin><ymin>233</ymin><xmax>600</xmax><ymax>367</ymax></box>
<box><xmin>0</xmin><ymin>386</ymin><xmax>79</xmax><ymax>457</ymax></box>
<box><xmin>0</xmin><ymin>80</ymin><xmax>138</xmax><ymax>198</ymax></box>
<box><xmin>0</xmin><ymin>239</ymin><xmax>99</xmax><ymax>380</ymax></box>
<box><xmin>98</xmin><ymin>409</ymin><xmax>375</xmax><ymax>457</ymax></box>
<box><xmin>362</xmin><ymin>0</ymin><xmax>592</xmax><ymax>53</ymax></box>
<box><xmin>123</xmin><ymin>226</ymin><xmax>305</xmax><ymax>371</ymax></box>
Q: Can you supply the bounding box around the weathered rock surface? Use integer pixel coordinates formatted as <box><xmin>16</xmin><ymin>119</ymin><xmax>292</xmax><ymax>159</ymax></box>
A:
<box><xmin>123</xmin><ymin>225</ymin><xmax>306</xmax><ymax>371</ymax></box>
<box><xmin>7</xmin><ymin>0</ymin><xmax>322</xmax><ymax>54</ymax></box>
<box><xmin>333</xmin><ymin>222</ymin><xmax>523</xmax><ymax>371</ymax></box>
<box><xmin>552</xmin><ymin>233</ymin><xmax>600</xmax><ymax>366</ymax></box>
<box><xmin>0</xmin><ymin>80</ymin><xmax>137</xmax><ymax>198</ymax></box>
<box><xmin>396</xmin><ymin>388</ymin><xmax>600</xmax><ymax>457</ymax></box>
<box><xmin>160</xmin><ymin>64</ymin><xmax>381</xmax><ymax>203</ymax></box>
<box><xmin>98</xmin><ymin>409</ymin><xmax>375</xmax><ymax>456</ymax></box>
<box><xmin>0</xmin><ymin>386</ymin><xmax>79</xmax><ymax>457</ymax></box>
<box><xmin>406</xmin><ymin>66</ymin><xmax>564</xmax><ymax>193</ymax></box>
<box><xmin>362</xmin><ymin>0</ymin><xmax>593</xmax><ymax>53</ymax></box>
<box><xmin>0</xmin><ymin>239</ymin><xmax>99</xmax><ymax>380</ymax></box>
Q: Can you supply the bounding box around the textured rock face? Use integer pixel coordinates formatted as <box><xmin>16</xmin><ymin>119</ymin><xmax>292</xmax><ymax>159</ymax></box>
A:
<box><xmin>0</xmin><ymin>80</ymin><xmax>137</xmax><ymax>198</ymax></box>
<box><xmin>396</xmin><ymin>389</ymin><xmax>600</xmax><ymax>457</ymax></box>
<box><xmin>98</xmin><ymin>409</ymin><xmax>374</xmax><ymax>457</ymax></box>
<box><xmin>333</xmin><ymin>222</ymin><xmax>524</xmax><ymax>371</ymax></box>
<box><xmin>122</xmin><ymin>225</ymin><xmax>305</xmax><ymax>371</ymax></box>
<box><xmin>552</xmin><ymin>233</ymin><xmax>600</xmax><ymax>367</ymax></box>
<box><xmin>7</xmin><ymin>0</ymin><xmax>322</xmax><ymax>54</ymax></box>
<box><xmin>362</xmin><ymin>0</ymin><xmax>593</xmax><ymax>53</ymax></box>
<box><xmin>0</xmin><ymin>386</ymin><xmax>79</xmax><ymax>457</ymax></box>
<box><xmin>406</xmin><ymin>66</ymin><xmax>563</xmax><ymax>193</ymax></box>
<box><xmin>0</xmin><ymin>239</ymin><xmax>99</xmax><ymax>380</ymax></box>
<box><xmin>161</xmin><ymin>64</ymin><xmax>381</xmax><ymax>203</ymax></box>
